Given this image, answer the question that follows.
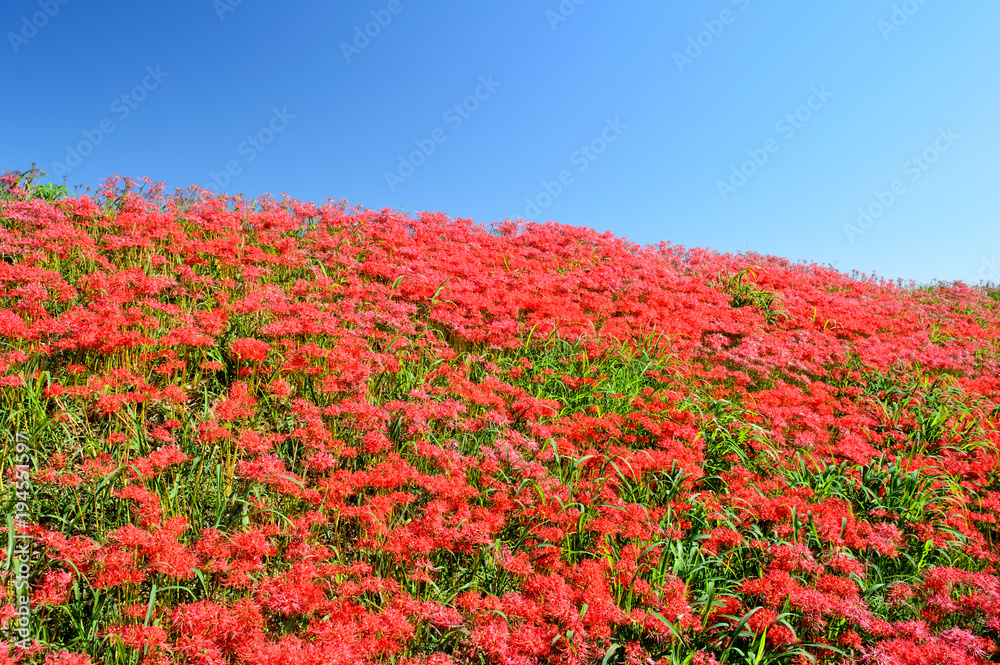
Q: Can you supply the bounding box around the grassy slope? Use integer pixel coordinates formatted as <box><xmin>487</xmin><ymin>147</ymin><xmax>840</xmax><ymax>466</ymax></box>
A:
<box><xmin>0</xmin><ymin>170</ymin><xmax>999</xmax><ymax>664</ymax></box>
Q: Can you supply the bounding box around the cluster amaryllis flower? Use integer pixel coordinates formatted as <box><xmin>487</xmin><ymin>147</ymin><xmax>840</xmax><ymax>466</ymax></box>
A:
<box><xmin>0</xmin><ymin>168</ymin><xmax>998</xmax><ymax>664</ymax></box>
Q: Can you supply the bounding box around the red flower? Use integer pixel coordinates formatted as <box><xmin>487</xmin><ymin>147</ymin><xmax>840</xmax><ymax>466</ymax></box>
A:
<box><xmin>230</xmin><ymin>337</ymin><xmax>271</xmax><ymax>362</ymax></box>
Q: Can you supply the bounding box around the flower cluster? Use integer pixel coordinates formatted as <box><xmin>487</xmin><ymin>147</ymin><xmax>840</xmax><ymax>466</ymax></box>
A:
<box><xmin>0</xmin><ymin>170</ymin><xmax>998</xmax><ymax>664</ymax></box>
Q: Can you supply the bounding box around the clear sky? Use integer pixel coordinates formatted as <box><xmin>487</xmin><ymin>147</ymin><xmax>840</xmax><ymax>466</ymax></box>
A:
<box><xmin>3</xmin><ymin>1</ymin><xmax>999</xmax><ymax>285</ymax></box>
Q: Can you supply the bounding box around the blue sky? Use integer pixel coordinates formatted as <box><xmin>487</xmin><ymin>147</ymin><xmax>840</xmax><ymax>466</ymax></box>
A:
<box><xmin>3</xmin><ymin>1</ymin><xmax>999</xmax><ymax>285</ymax></box>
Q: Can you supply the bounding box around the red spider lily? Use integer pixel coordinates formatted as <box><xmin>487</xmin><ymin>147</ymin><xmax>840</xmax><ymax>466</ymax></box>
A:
<box><xmin>4</xmin><ymin>172</ymin><xmax>1000</xmax><ymax>663</ymax></box>
<box><xmin>230</xmin><ymin>337</ymin><xmax>271</xmax><ymax>363</ymax></box>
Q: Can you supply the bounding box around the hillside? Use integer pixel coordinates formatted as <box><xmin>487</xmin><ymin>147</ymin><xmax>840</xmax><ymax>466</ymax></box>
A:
<box><xmin>1</xmin><ymin>169</ymin><xmax>999</xmax><ymax>665</ymax></box>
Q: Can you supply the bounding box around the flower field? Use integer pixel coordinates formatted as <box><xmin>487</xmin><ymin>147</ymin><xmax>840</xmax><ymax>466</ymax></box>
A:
<box><xmin>1</xmin><ymin>169</ymin><xmax>999</xmax><ymax>665</ymax></box>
